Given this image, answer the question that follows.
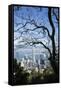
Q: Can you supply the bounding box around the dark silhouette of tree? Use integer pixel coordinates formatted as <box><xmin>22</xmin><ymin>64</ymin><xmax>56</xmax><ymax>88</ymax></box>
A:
<box><xmin>13</xmin><ymin>59</ymin><xmax>30</xmax><ymax>85</ymax></box>
<box><xmin>47</xmin><ymin>8</ymin><xmax>59</xmax><ymax>75</ymax></box>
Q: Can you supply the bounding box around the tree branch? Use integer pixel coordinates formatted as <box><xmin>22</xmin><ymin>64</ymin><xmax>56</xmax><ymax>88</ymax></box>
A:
<box><xmin>32</xmin><ymin>41</ymin><xmax>52</xmax><ymax>56</ymax></box>
<box><xmin>15</xmin><ymin>20</ymin><xmax>51</xmax><ymax>39</ymax></box>
<box><xmin>53</xmin><ymin>9</ymin><xmax>59</xmax><ymax>22</ymax></box>
<box><xmin>48</xmin><ymin>8</ymin><xmax>55</xmax><ymax>37</ymax></box>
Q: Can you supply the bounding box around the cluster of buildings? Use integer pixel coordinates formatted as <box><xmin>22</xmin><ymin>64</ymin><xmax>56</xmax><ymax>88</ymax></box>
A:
<box><xmin>15</xmin><ymin>46</ymin><xmax>51</xmax><ymax>73</ymax></box>
<box><xmin>20</xmin><ymin>52</ymin><xmax>51</xmax><ymax>73</ymax></box>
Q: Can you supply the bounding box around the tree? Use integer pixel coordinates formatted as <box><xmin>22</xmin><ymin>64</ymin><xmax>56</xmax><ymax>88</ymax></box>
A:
<box><xmin>14</xmin><ymin>6</ymin><xmax>59</xmax><ymax>75</ymax></box>
<box><xmin>13</xmin><ymin>59</ymin><xmax>30</xmax><ymax>84</ymax></box>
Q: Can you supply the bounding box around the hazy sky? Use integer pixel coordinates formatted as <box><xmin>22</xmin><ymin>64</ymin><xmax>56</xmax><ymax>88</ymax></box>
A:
<box><xmin>14</xmin><ymin>5</ymin><xmax>59</xmax><ymax>60</ymax></box>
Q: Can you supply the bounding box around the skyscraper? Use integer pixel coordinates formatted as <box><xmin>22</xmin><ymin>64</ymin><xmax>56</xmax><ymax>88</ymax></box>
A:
<box><xmin>32</xmin><ymin>46</ymin><xmax>35</xmax><ymax>63</ymax></box>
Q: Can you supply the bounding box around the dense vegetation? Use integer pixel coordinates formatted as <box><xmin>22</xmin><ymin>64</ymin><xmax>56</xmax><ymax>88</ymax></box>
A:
<box><xmin>13</xmin><ymin>58</ymin><xmax>59</xmax><ymax>85</ymax></box>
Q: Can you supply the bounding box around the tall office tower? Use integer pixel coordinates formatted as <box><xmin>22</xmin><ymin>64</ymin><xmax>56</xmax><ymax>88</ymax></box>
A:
<box><xmin>32</xmin><ymin>46</ymin><xmax>35</xmax><ymax>63</ymax></box>
<box><xmin>40</xmin><ymin>54</ymin><xmax>45</xmax><ymax>69</ymax></box>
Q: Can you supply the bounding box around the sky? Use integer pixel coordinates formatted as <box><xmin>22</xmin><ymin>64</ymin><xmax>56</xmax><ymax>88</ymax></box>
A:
<box><xmin>14</xmin><ymin>5</ymin><xmax>59</xmax><ymax>60</ymax></box>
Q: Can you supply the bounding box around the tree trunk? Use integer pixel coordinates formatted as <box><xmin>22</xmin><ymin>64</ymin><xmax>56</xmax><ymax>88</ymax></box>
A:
<box><xmin>48</xmin><ymin>8</ymin><xmax>58</xmax><ymax>74</ymax></box>
<box><xmin>51</xmin><ymin>38</ymin><xmax>58</xmax><ymax>74</ymax></box>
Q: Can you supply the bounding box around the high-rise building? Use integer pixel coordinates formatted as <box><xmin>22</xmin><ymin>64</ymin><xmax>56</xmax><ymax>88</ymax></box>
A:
<box><xmin>32</xmin><ymin>46</ymin><xmax>35</xmax><ymax>63</ymax></box>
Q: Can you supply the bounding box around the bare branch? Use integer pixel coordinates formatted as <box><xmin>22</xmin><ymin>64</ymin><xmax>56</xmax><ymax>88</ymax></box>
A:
<box><xmin>53</xmin><ymin>9</ymin><xmax>59</xmax><ymax>22</ymax></box>
<box><xmin>48</xmin><ymin>8</ymin><xmax>55</xmax><ymax>37</ymax></box>
<box><xmin>32</xmin><ymin>41</ymin><xmax>52</xmax><ymax>56</ymax></box>
<box><xmin>15</xmin><ymin>20</ymin><xmax>51</xmax><ymax>39</ymax></box>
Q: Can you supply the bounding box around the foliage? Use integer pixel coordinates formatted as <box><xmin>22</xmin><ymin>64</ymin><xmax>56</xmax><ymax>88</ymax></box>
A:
<box><xmin>13</xmin><ymin>59</ymin><xmax>59</xmax><ymax>85</ymax></box>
